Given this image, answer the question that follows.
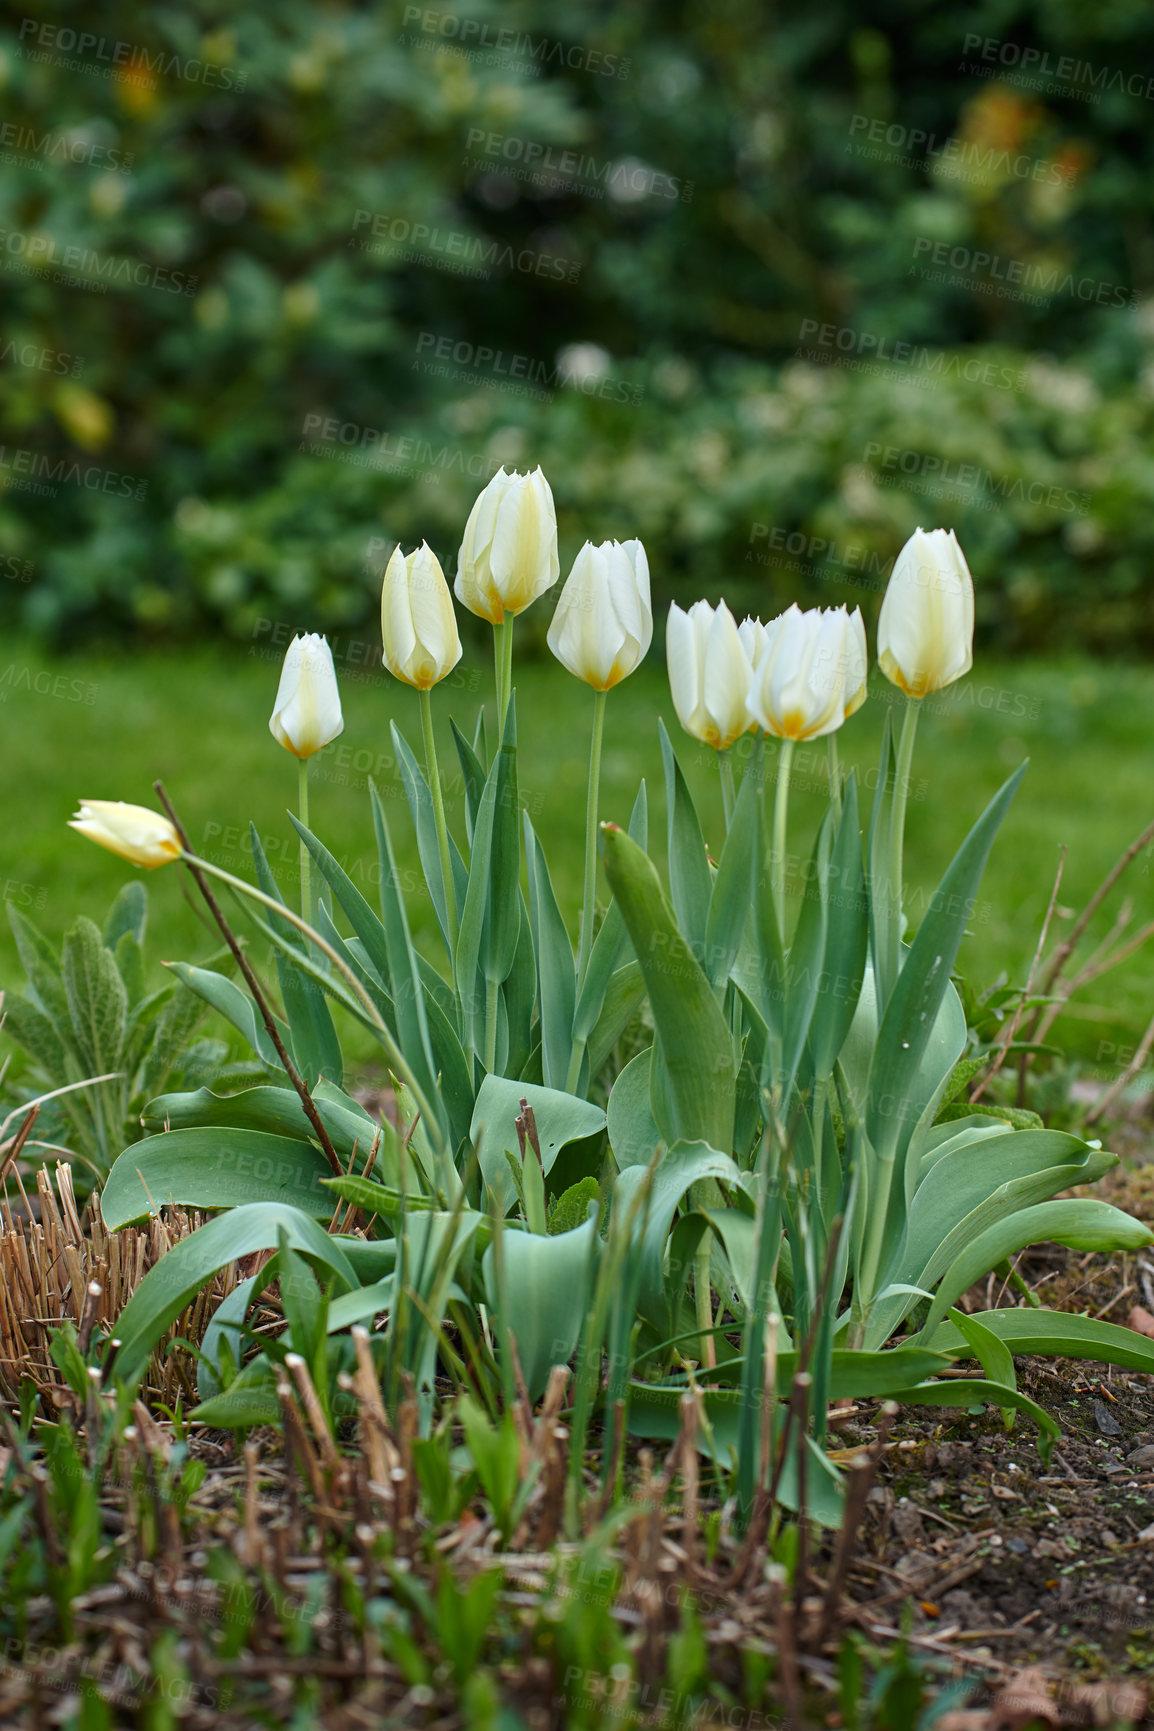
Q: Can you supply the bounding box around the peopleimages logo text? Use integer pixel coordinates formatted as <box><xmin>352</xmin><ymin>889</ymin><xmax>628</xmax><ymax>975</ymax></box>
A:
<box><xmin>961</xmin><ymin>32</ymin><xmax>1154</xmax><ymax>101</ymax></box>
<box><xmin>16</xmin><ymin>20</ymin><xmax>248</xmax><ymax>89</ymax></box>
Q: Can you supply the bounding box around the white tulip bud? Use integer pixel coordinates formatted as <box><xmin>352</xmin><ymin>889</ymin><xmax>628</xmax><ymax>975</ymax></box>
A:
<box><xmin>381</xmin><ymin>541</ymin><xmax>462</xmax><ymax>690</ymax></box>
<box><xmin>547</xmin><ymin>539</ymin><xmax>652</xmax><ymax>690</ymax></box>
<box><xmin>666</xmin><ymin>600</ymin><xmax>756</xmax><ymax>750</ymax></box>
<box><xmin>878</xmin><ymin>527</ymin><xmax>974</xmax><ymax>698</ymax></box>
<box><xmin>746</xmin><ymin>604</ymin><xmax>865</xmax><ymax>741</ymax></box>
<box><xmin>455</xmin><ymin>466</ymin><xmax>560</xmax><ymax>622</ymax></box>
<box><xmin>269</xmin><ymin>633</ymin><xmax>344</xmax><ymax>759</ymax></box>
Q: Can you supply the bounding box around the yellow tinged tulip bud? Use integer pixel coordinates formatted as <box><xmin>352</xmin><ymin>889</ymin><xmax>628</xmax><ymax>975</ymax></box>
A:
<box><xmin>455</xmin><ymin>466</ymin><xmax>560</xmax><ymax>622</ymax></box>
<box><xmin>878</xmin><ymin>527</ymin><xmax>974</xmax><ymax>699</ymax></box>
<box><xmin>69</xmin><ymin>800</ymin><xmax>182</xmax><ymax>869</ymax></box>
<box><xmin>269</xmin><ymin>633</ymin><xmax>344</xmax><ymax>759</ymax></box>
<box><xmin>666</xmin><ymin>599</ymin><xmax>756</xmax><ymax>750</ymax></box>
<box><xmin>547</xmin><ymin>539</ymin><xmax>652</xmax><ymax>690</ymax></box>
<box><xmin>381</xmin><ymin>541</ymin><xmax>462</xmax><ymax>690</ymax></box>
<box><xmin>746</xmin><ymin>604</ymin><xmax>865</xmax><ymax>741</ymax></box>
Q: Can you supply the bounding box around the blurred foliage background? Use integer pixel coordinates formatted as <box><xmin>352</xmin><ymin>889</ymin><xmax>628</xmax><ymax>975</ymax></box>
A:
<box><xmin>2</xmin><ymin>0</ymin><xmax>1154</xmax><ymax>653</ymax></box>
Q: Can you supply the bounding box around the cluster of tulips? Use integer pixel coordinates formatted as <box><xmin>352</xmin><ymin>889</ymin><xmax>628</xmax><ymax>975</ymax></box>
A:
<box><xmin>71</xmin><ymin>464</ymin><xmax>977</xmax><ymax>913</ymax></box>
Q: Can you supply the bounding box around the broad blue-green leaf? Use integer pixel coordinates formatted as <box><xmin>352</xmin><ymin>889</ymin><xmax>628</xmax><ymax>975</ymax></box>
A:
<box><xmin>919</xmin><ymin>1199</ymin><xmax>1154</xmax><ymax>1341</ymax></box>
<box><xmin>250</xmin><ymin>825</ymin><xmax>342</xmax><ymax>1089</ymax></box>
<box><xmin>283</xmin><ymin>818</ymin><xmax>391</xmax><ymax>1008</ymax></box>
<box><xmin>660</xmin><ymin>720</ymin><xmax>712</xmax><ymax>957</ymax></box>
<box><xmin>600</xmin><ymin>824</ymin><xmax>735</xmax><ymax>1152</ymax></box>
<box><xmin>866</xmin><ymin>764</ymin><xmax>1027</xmax><ymax>1168</ymax></box>
<box><xmin>613</xmin><ymin>1140</ymin><xmax>740</xmax><ymax>1337</ymax></box>
<box><xmin>865</xmin><ymin>1131</ymin><xmax>1119</xmax><ymax>1347</ymax></box>
<box><xmin>586</xmin><ymin>962</ymin><xmax>646</xmax><ymax>1080</ymax></box>
<box><xmin>702</xmin><ymin>765</ymin><xmax>758</xmax><ymax>990</ymax></box>
<box><xmin>450</xmin><ymin>716</ymin><xmax>486</xmax><ymax>847</ymax></box>
<box><xmin>572</xmin><ymin>780</ymin><xmax>648</xmax><ymax>1045</ymax></box>
<box><xmin>607</xmin><ymin>1047</ymin><xmax>663</xmax><ymax>1169</ymax></box>
<box><xmin>141</xmin><ymin>1084</ymin><xmax>378</xmax><ymax>1162</ymax></box>
<box><xmin>470</xmin><ymin>1074</ymin><xmax>606</xmax><ymax>1216</ymax></box>
<box><xmin>166</xmin><ymin>961</ymin><xmax>286</xmax><ymax>1072</ymax></box>
<box><xmin>390</xmin><ymin>719</ymin><xmax>468</xmax><ymax>956</ymax></box>
<box><xmin>889</xmin><ymin>1377</ymin><xmax>1059</xmax><ymax>1463</ymax></box>
<box><xmin>503</xmin><ymin>891</ymin><xmax>537</xmax><ymax>1082</ymax></box>
<box><xmin>925</xmin><ymin>1307</ymin><xmax>1154</xmax><ymax>1375</ymax></box>
<box><xmin>525</xmin><ymin>814</ymin><xmax>576</xmax><ymax>1091</ymax></box>
<box><xmin>111</xmin><ymin>1204</ymin><xmax>357</xmax><ymax>1390</ymax></box>
<box><xmin>483</xmin><ymin>1213</ymin><xmax>599</xmax><ymax>1400</ymax></box>
<box><xmin>367</xmin><ymin>787</ymin><xmax>445</xmax><ymax>1137</ymax></box>
<box><xmin>101</xmin><ymin>1127</ymin><xmax>335</xmax><ymax>1229</ymax></box>
<box><xmin>197</xmin><ymin>1274</ymin><xmax>261</xmax><ymax>1402</ymax></box>
<box><xmin>808</xmin><ymin>775</ymin><xmax>868</xmax><ymax>1081</ymax></box>
<box><xmin>947</xmin><ymin>1307</ymin><xmax>1017</xmax><ymax>1426</ymax></box>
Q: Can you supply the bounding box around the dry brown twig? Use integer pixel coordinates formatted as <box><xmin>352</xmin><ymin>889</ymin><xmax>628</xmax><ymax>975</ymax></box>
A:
<box><xmin>971</xmin><ymin>845</ymin><xmax>1065</xmax><ymax>1105</ymax></box>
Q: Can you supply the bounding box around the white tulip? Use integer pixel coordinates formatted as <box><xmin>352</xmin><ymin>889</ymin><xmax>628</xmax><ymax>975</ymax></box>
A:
<box><xmin>69</xmin><ymin>800</ymin><xmax>182</xmax><ymax>869</ymax></box>
<box><xmin>844</xmin><ymin>607</ymin><xmax>869</xmax><ymax>717</ymax></box>
<box><xmin>547</xmin><ymin>539</ymin><xmax>652</xmax><ymax>690</ymax></box>
<box><xmin>666</xmin><ymin>600</ymin><xmax>756</xmax><ymax>750</ymax></box>
<box><xmin>381</xmin><ymin>541</ymin><xmax>462</xmax><ymax>690</ymax></box>
<box><xmin>738</xmin><ymin>615</ymin><xmax>768</xmax><ymax>670</ymax></box>
<box><xmin>268</xmin><ymin>633</ymin><xmax>344</xmax><ymax>759</ymax></box>
<box><xmin>746</xmin><ymin>604</ymin><xmax>863</xmax><ymax>741</ymax></box>
<box><xmin>878</xmin><ymin>527</ymin><xmax>974</xmax><ymax>698</ymax></box>
<box><xmin>455</xmin><ymin>466</ymin><xmax>560</xmax><ymax>622</ymax></box>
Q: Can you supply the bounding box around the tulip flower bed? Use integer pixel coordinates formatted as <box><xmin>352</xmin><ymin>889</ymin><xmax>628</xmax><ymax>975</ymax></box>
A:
<box><xmin>3</xmin><ymin>468</ymin><xmax>1154</xmax><ymax>1726</ymax></box>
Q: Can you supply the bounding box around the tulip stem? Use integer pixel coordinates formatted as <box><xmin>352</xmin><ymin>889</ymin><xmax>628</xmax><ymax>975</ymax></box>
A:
<box><xmin>493</xmin><ymin>614</ymin><xmax>515</xmax><ymax>743</ymax></box>
<box><xmin>886</xmin><ymin>697</ymin><xmax>921</xmax><ymax>996</ymax></box>
<box><xmin>492</xmin><ymin>618</ymin><xmax>506</xmax><ymax>747</ymax></box>
<box><xmin>719</xmin><ymin>750</ymin><xmax>736</xmax><ymax>831</ymax></box>
<box><xmin>827</xmin><ymin>733</ymin><xmax>841</xmax><ymax>823</ymax></box>
<box><xmin>772</xmin><ymin>738</ymin><xmax>795</xmax><ymax>937</ymax></box>
<box><xmin>577</xmin><ymin>688</ymin><xmax>608</xmax><ymax>988</ymax></box>
<box><xmin>298</xmin><ymin>756</ymin><xmax>312</xmax><ymax>924</ymax></box>
<box><xmin>420</xmin><ymin>687</ymin><xmax>458</xmax><ymax>961</ymax></box>
<box><xmin>502</xmin><ymin>613</ymin><xmax>515</xmax><ymax>734</ymax></box>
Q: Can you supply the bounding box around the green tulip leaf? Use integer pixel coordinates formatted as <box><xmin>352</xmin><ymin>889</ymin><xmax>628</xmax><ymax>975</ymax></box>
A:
<box><xmin>483</xmin><ymin>1212</ymin><xmax>599</xmax><ymax>1400</ymax></box>
<box><xmin>470</xmin><ymin>1074</ymin><xmax>606</xmax><ymax>1216</ymax></box>
<box><xmin>101</xmin><ymin>1127</ymin><xmax>336</xmax><ymax>1230</ymax></box>
<box><xmin>111</xmin><ymin>1203</ymin><xmax>357</xmax><ymax>1390</ymax></box>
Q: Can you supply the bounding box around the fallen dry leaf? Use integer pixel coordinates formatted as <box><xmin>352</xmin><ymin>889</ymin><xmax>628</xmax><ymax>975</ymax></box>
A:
<box><xmin>1125</xmin><ymin>1304</ymin><xmax>1154</xmax><ymax>1339</ymax></box>
<box><xmin>989</xmin><ymin>1667</ymin><xmax>1060</xmax><ymax>1731</ymax></box>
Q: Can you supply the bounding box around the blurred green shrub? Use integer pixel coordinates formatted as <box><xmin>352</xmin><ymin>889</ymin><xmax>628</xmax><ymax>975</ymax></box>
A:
<box><xmin>0</xmin><ymin>0</ymin><xmax>1151</xmax><ymax>651</ymax></box>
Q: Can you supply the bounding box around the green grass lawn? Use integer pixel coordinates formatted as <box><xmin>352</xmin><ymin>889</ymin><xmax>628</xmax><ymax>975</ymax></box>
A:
<box><xmin>1</xmin><ymin>634</ymin><xmax>1152</xmax><ymax>1083</ymax></box>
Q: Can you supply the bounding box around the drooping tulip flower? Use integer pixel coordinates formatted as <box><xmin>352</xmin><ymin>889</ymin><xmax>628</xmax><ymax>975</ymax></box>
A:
<box><xmin>455</xmin><ymin>466</ymin><xmax>559</xmax><ymax>623</ymax></box>
<box><xmin>69</xmin><ymin>800</ymin><xmax>182</xmax><ymax>869</ymax></box>
<box><xmin>381</xmin><ymin>541</ymin><xmax>462</xmax><ymax>690</ymax></box>
<box><xmin>268</xmin><ymin>633</ymin><xmax>344</xmax><ymax>759</ymax></box>
<box><xmin>746</xmin><ymin>604</ymin><xmax>862</xmax><ymax>741</ymax></box>
<box><xmin>877</xmin><ymin>527</ymin><xmax>974</xmax><ymax>699</ymax></box>
<box><xmin>666</xmin><ymin>600</ymin><xmax>756</xmax><ymax>750</ymax></box>
<box><xmin>547</xmin><ymin>539</ymin><xmax>652</xmax><ymax>690</ymax></box>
